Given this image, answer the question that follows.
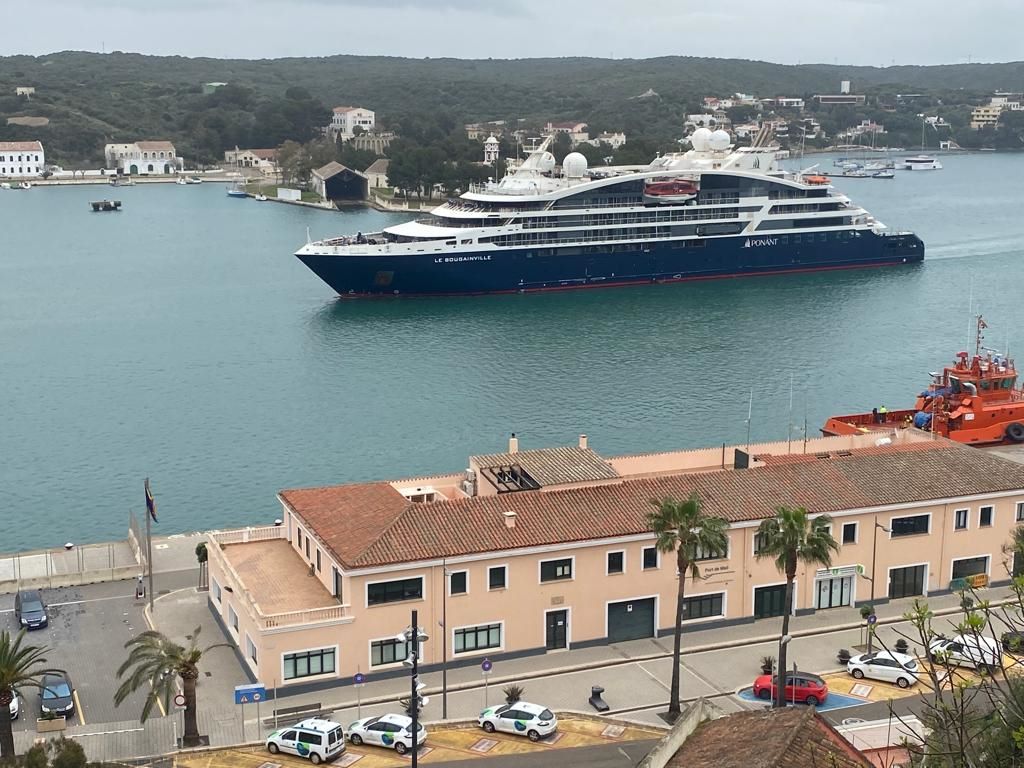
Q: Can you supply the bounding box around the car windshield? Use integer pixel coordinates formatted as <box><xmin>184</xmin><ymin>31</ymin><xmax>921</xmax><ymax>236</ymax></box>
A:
<box><xmin>43</xmin><ymin>682</ymin><xmax>70</xmax><ymax>699</ymax></box>
<box><xmin>363</xmin><ymin>717</ymin><xmax>380</xmax><ymax>727</ymax></box>
<box><xmin>23</xmin><ymin>601</ymin><xmax>43</xmax><ymax>613</ymax></box>
<box><xmin>494</xmin><ymin>704</ymin><xmax>511</xmax><ymax>715</ymax></box>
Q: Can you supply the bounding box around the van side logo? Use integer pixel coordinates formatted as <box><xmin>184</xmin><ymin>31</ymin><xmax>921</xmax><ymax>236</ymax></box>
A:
<box><xmin>744</xmin><ymin>237</ymin><xmax>778</xmax><ymax>248</ymax></box>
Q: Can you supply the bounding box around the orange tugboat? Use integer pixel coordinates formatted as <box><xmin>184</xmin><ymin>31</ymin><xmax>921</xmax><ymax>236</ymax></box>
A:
<box><xmin>823</xmin><ymin>316</ymin><xmax>1024</xmax><ymax>446</ymax></box>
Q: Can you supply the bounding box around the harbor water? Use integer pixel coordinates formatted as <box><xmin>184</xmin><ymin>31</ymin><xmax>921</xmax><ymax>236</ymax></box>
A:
<box><xmin>2</xmin><ymin>154</ymin><xmax>1023</xmax><ymax>551</ymax></box>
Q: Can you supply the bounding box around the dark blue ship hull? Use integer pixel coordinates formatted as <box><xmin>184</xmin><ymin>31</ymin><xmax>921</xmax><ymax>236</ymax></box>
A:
<box><xmin>297</xmin><ymin>231</ymin><xmax>924</xmax><ymax>297</ymax></box>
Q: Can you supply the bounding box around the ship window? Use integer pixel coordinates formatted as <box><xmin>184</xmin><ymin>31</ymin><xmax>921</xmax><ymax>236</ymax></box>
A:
<box><xmin>980</xmin><ymin>380</ymin><xmax>991</xmax><ymax>390</ymax></box>
<box><xmin>794</xmin><ymin>234</ymin><xmax>802</xmax><ymax>243</ymax></box>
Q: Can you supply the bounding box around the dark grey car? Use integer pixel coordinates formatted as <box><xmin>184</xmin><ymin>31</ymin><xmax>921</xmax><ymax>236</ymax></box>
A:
<box><xmin>14</xmin><ymin>590</ymin><xmax>48</xmax><ymax>630</ymax></box>
<box><xmin>39</xmin><ymin>673</ymin><xmax>74</xmax><ymax>717</ymax></box>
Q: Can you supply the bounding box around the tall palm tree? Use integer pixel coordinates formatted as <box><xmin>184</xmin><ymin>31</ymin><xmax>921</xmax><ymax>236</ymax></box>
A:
<box><xmin>648</xmin><ymin>492</ymin><xmax>730</xmax><ymax>719</ymax></box>
<box><xmin>114</xmin><ymin>626</ymin><xmax>230</xmax><ymax>746</ymax></box>
<box><xmin>0</xmin><ymin>630</ymin><xmax>58</xmax><ymax>759</ymax></box>
<box><xmin>755</xmin><ymin>506</ymin><xmax>839</xmax><ymax>708</ymax></box>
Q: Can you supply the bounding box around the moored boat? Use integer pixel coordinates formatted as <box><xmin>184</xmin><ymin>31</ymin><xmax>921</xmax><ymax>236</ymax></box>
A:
<box><xmin>901</xmin><ymin>155</ymin><xmax>942</xmax><ymax>171</ymax></box>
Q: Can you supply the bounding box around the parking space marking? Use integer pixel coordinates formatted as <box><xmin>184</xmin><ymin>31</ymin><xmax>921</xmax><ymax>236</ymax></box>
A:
<box><xmin>635</xmin><ymin>662</ymin><xmax>670</xmax><ymax>692</ymax></box>
<box><xmin>73</xmin><ymin>690</ymin><xmax>86</xmax><ymax>725</ymax></box>
<box><xmin>470</xmin><ymin>738</ymin><xmax>497</xmax><ymax>753</ymax></box>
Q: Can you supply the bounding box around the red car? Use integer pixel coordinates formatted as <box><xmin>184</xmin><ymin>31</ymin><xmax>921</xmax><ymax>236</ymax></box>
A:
<box><xmin>752</xmin><ymin>672</ymin><xmax>829</xmax><ymax>706</ymax></box>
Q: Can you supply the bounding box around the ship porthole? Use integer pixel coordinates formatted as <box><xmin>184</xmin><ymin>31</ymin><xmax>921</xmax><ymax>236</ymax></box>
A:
<box><xmin>393</xmin><ymin>289</ymin><xmax>400</xmax><ymax>295</ymax></box>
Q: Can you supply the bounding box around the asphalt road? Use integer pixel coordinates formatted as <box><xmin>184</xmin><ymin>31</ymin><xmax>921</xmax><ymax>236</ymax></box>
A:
<box><xmin>429</xmin><ymin>739</ymin><xmax>661</xmax><ymax>768</ymax></box>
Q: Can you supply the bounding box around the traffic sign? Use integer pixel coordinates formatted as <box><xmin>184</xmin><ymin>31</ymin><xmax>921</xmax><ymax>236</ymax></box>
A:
<box><xmin>173</xmin><ymin>693</ymin><xmax>187</xmax><ymax>708</ymax></box>
<box><xmin>481</xmin><ymin>658</ymin><xmax>492</xmax><ymax>673</ymax></box>
<box><xmin>234</xmin><ymin>683</ymin><xmax>267</xmax><ymax>705</ymax></box>
<box><xmin>866</xmin><ymin>614</ymin><xmax>878</xmax><ymax>625</ymax></box>
<box><xmin>354</xmin><ymin>673</ymin><xmax>366</xmax><ymax>686</ymax></box>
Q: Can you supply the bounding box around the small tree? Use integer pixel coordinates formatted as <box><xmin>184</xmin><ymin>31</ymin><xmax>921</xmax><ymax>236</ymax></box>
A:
<box><xmin>195</xmin><ymin>542</ymin><xmax>208</xmax><ymax>590</ymax></box>
<box><xmin>0</xmin><ymin>630</ymin><xmax>58</xmax><ymax>760</ymax></box>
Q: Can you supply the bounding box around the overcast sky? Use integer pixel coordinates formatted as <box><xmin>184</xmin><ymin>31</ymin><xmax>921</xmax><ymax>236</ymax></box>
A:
<box><xmin>13</xmin><ymin>0</ymin><xmax>1022</xmax><ymax>65</ymax></box>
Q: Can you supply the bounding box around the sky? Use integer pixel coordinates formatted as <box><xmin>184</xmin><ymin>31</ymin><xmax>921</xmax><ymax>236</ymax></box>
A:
<box><xmin>9</xmin><ymin>0</ymin><xmax>1023</xmax><ymax>66</ymax></box>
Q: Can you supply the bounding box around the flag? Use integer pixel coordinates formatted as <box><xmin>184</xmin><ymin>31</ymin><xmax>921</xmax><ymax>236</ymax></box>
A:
<box><xmin>979</xmin><ymin>317</ymin><xmax>988</xmax><ymax>329</ymax></box>
<box><xmin>145</xmin><ymin>478</ymin><xmax>157</xmax><ymax>523</ymax></box>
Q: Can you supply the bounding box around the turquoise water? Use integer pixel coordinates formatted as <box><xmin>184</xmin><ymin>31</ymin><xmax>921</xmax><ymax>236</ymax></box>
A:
<box><xmin>2</xmin><ymin>155</ymin><xmax>1023</xmax><ymax>551</ymax></box>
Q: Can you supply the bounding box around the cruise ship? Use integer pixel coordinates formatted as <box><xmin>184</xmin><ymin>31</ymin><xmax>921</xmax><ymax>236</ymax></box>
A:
<box><xmin>295</xmin><ymin>127</ymin><xmax>924</xmax><ymax>297</ymax></box>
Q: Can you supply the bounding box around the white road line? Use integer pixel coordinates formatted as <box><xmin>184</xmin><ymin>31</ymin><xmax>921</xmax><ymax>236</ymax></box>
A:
<box><xmin>0</xmin><ymin>594</ymin><xmax>136</xmax><ymax>614</ymax></box>
<box><xmin>636</xmin><ymin>661</ymin><xmax>671</xmax><ymax>692</ymax></box>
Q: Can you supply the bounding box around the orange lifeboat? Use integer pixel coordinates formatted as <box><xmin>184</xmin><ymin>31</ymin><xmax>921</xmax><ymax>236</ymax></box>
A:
<box><xmin>804</xmin><ymin>175</ymin><xmax>830</xmax><ymax>185</ymax></box>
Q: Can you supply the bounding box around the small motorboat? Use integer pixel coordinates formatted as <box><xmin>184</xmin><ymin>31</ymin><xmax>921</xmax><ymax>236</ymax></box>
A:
<box><xmin>176</xmin><ymin>177</ymin><xmax>188</xmax><ymax>185</ymax></box>
<box><xmin>187</xmin><ymin>176</ymin><xmax>203</xmax><ymax>184</ymax></box>
<box><xmin>90</xmin><ymin>200</ymin><xmax>122</xmax><ymax>212</ymax></box>
<box><xmin>872</xmin><ymin>170</ymin><xmax>895</xmax><ymax>179</ymax></box>
<box><xmin>18</xmin><ymin>181</ymin><xmax>31</xmax><ymax>189</ymax></box>
<box><xmin>643</xmin><ymin>178</ymin><xmax>699</xmax><ymax>204</ymax></box>
<box><xmin>0</xmin><ymin>182</ymin><xmax>11</xmax><ymax>190</ymax></box>
<box><xmin>256</xmin><ymin>194</ymin><xmax>268</xmax><ymax>201</ymax></box>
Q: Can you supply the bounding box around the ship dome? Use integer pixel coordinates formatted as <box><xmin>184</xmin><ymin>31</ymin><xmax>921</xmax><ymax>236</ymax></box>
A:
<box><xmin>690</xmin><ymin>127</ymin><xmax>712</xmax><ymax>152</ymax></box>
<box><xmin>709</xmin><ymin>129</ymin><xmax>731</xmax><ymax>151</ymax></box>
<box><xmin>562</xmin><ymin>152</ymin><xmax>588</xmax><ymax>178</ymax></box>
<box><xmin>537</xmin><ymin>151</ymin><xmax>556</xmax><ymax>173</ymax></box>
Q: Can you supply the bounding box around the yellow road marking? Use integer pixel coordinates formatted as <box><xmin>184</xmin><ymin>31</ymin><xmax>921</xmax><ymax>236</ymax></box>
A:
<box><xmin>73</xmin><ymin>690</ymin><xmax>86</xmax><ymax>725</ymax></box>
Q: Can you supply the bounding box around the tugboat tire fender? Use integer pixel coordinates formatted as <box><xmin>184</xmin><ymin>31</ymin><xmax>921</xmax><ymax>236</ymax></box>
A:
<box><xmin>1006</xmin><ymin>422</ymin><xmax>1024</xmax><ymax>443</ymax></box>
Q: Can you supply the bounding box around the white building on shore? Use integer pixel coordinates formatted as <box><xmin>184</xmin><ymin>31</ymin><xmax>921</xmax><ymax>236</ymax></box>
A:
<box><xmin>104</xmin><ymin>141</ymin><xmax>183</xmax><ymax>175</ymax></box>
<box><xmin>0</xmin><ymin>141</ymin><xmax>45</xmax><ymax>177</ymax></box>
<box><xmin>327</xmin><ymin>106</ymin><xmax>375</xmax><ymax>141</ymax></box>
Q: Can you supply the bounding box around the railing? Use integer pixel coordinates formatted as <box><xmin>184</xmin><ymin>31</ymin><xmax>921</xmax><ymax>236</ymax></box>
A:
<box><xmin>210</xmin><ymin>525</ymin><xmax>287</xmax><ymax>545</ymax></box>
<box><xmin>262</xmin><ymin>604</ymin><xmax>354</xmax><ymax>629</ymax></box>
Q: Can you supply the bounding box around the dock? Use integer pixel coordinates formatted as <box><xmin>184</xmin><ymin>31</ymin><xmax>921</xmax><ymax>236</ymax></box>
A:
<box><xmin>90</xmin><ymin>199</ymin><xmax>122</xmax><ymax>211</ymax></box>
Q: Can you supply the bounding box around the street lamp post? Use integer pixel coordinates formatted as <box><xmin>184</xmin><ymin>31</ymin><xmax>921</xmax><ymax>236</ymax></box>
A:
<box><xmin>441</xmin><ymin>560</ymin><xmax>448</xmax><ymax>719</ymax></box>
<box><xmin>867</xmin><ymin>518</ymin><xmax>890</xmax><ymax>653</ymax></box>
<box><xmin>400</xmin><ymin>611</ymin><xmax>429</xmax><ymax>768</ymax></box>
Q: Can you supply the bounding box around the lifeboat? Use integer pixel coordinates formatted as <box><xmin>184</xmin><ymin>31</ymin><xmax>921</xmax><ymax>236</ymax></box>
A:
<box><xmin>644</xmin><ymin>179</ymin><xmax>699</xmax><ymax>204</ymax></box>
<box><xmin>804</xmin><ymin>175</ymin><xmax>830</xmax><ymax>185</ymax></box>
<box><xmin>823</xmin><ymin>316</ymin><xmax>1024</xmax><ymax>446</ymax></box>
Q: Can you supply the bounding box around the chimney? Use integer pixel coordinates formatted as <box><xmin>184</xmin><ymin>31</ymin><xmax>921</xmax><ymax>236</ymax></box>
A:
<box><xmin>508</xmin><ymin>432</ymin><xmax>519</xmax><ymax>454</ymax></box>
<box><xmin>578</xmin><ymin>434</ymin><xmax>588</xmax><ymax>450</ymax></box>
<box><xmin>503</xmin><ymin>510</ymin><xmax>517</xmax><ymax>529</ymax></box>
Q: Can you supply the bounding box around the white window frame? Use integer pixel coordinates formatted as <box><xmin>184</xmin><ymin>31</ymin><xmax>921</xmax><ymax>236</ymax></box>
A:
<box><xmin>451</xmin><ymin>620</ymin><xmax>504</xmax><ymax>657</ymax></box>
<box><xmin>641</xmin><ymin>546</ymin><xmax>660</xmax><ymax>570</ymax></box>
<box><xmin>538</xmin><ymin>556</ymin><xmax>575</xmax><ymax>584</ymax></box>
<box><xmin>606</xmin><ymin>549</ymin><xmax>626</xmax><ymax>575</ymax></box>
<box><xmin>950</xmin><ymin>554</ymin><xmax>991</xmax><ymax>582</ymax></box>
<box><xmin>954</xmin><ymin>508</ymin><xmax>969</xmax><ymax>531</ymax></box>
<box><xmin>1016</xmin><ymin>501</ymin><xmax>1024</xmax><ymax>523</ymax></box>
<box><xmin>368</xmin><ymin>636</ymin><xmax>411</xmax><ymax>669</ymax></box>
<box><xmin>487</xmin><ymin>564</ymin><xmax>508</xmax><ymax>591</ymax></box>
<box><xmin>281</xmin><ymin>645</ymin><xmax>339</xmax><ymax>682</ymax></box>
<box><xmin>364</xmin><ymin>575</ymin><xmax>425</xmax><ymax>608</ymax></box>
<box><xmin>841</xmin><ymin>522</ymin><xmax>859</xmax><ymax>545</ymax></box>
<box><xmin>680</xmin><ymin>589</ymin><xmax>727</xmax><ymax>624</ymax></box>
<box><xmin>212</xmin><ymin>578</ymin><xmax>222</xmax><ymax>604</ymax></box>
<box><xmin>979</xmin><ymin>505</ymin><xmax>994</xmax><ymax>528</ymax></box>
<box><xmin>886</xmin><ymin>562</ymin><xmax>930</xmax><ymax>599</ymax></box>
<box><xmin>227</xmin><ymin>604</ymin><xmax>239</xmax><ymax>633</ymax></box>
<box><xmin>888</xmin><ymin>512</ymin><xmax>931</xmax><ymax>538</ymax></box>
<box><xmin>448</xmin><ymin>569</ymin><xmax>469</xmax><ymax>596</ymax></box>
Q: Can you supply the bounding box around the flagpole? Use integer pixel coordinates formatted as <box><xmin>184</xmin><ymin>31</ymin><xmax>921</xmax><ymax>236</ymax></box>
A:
<box><xmin>145</xmin><ymin>478</ymin><xmax>155</xmax><ymax>613</ymax></box>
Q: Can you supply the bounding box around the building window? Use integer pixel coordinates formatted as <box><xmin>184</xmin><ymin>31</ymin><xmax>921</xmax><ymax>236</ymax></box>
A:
<box><xmin>979</xmin><ymin>506</ymin><xmax>993</xmax><ymax>527</ymax></box>
<box><xmin>371</xmin><ymin>638</ymin><xmax>409</xmax><ymax>667</ymax></box>
<box><xmin>488</xmin><ymin>565</ymin><xmax>507</xmax><ymax>590</ymax></box>
<box><xmin>540</xmin><ymin>558</ymin><xmax>572</xmax><ymax>582</ymax></box>
<box><xmin>890</xmin><ymin>514</ymin><xmax>929</xmax><ymax>537</ymax></box>
<box><xmin>316</xmin><ymin>548</ymin><xmax>322</xmax><ymax>572</ymax></box>
<box><xmin>212</xmin><ymin>579</ymin><xmax>222</xmax><ymax>603</ymax></box>
<box><xmin>454</xmin><ymin>623</ymin><xmax>501</xmax><ymax>654</ymax></box>
<box><xmin>842</xmin><ymin>522</ymin><xmax>857</xmax><ymax>544</ymax></box>
<box><xmin>642</xmin><ymin>546</ymin><xmax>659</xmax><ymax>570</ymax></box>
<box><xmin>693</xmin><ymin>542</ymin><xmax>728</xmax><ymax>561</ymax></box>
<box><xmin>245</xmin><ymin>633</ymin><xmax>258</xmax><ymax>664</ymax></box>
<box><xmin>367</xmin><ymin>576</ymin><xmax>424</xmax><ymax>606</ymax></box>
<box><xmin>332</xmin><ymin>567</ymin><xmax>342</xmax><ymax>599</ymax></box>
<box><xmin>298</xmin><ymin>529</ymin><xmax>303</xmax><ymax>550</ymax></box>
<box><xmin>283</xmin><ymin>648</ymin><xmax>336</xmax><ymax>680</ymax></box>
<box><xmin>753</xmin><ymin>532</ymin><xmax>768</xmax><ymax>554</ymax></box>
<box><xmin>954</xmin><ymin>509</ymin><xmax>968</xmax><ymax>531</ymax></box>
<box><xmin>449</xmin><ymin>570</ymin><xmax>467</xmax><ymax>595</ymax></box>
<box><xmin>228</xmin><ymin>604</ymin><xmax>238</xmax><ymax>632</ymax></box>
<box><xmin>682</xmin><ymin>593</ymin><xmax>724</xmax><ymax>621</ymax></box>
<box><xmin>607</xmin><ymin>551</ymin><xmax>625</xmax><ymax>575</ymax></box>
<box><xmin>304</xmin><ymin>536</ymin><xmax>310</xmax><ymax>559</ymax></box>
<box><xmin>1016</xmin><ymin>502</ymin><xmax>1024</xmax><ymax>522</ymax></box>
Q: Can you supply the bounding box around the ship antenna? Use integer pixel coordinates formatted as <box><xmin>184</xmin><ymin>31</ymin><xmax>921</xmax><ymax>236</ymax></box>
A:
<box><xmin>306</xmin><ymin>226</ymin><xmax>311</xmax><ymax>245</ymax></box>
<box><xmin>976</xmin><ymin>314</ymin><xmax>985</xmax><ymax>359</ymax></box>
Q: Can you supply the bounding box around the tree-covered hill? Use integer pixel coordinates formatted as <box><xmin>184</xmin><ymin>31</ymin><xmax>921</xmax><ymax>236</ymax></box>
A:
<box><xmin>1</xmin><ymin>51</ymin><xmax>1021</xmax><ymax>165</ymax></box>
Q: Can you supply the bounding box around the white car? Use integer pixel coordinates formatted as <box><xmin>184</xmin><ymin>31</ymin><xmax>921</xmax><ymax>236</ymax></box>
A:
<box><xmin>928</xmin><ymin>634</ymin><xmax>1002</xmax><ymax>671</ymax></box>
<box><xmin>8</xmin><ymin>692</ymin><xmax>19</xmax><ymax>720</ymax></box>
<box><xmin>347</xmin><ymin>713</ymin><xmax>426</xmax><ymax>755</ymax></box>
<box><xmin>478</xmin><ymin>701</ymin><xmax>558</xmax><ymax>741</ymax></box>
<box><xmin>266</xmin><ymin>718</ymin><xmax>346</xmax><ymax>764</ymax></box>
<box><xmin>847</xmin><ymin>650</ymin><xmax>920</xmax><ymax>688</ymax></box>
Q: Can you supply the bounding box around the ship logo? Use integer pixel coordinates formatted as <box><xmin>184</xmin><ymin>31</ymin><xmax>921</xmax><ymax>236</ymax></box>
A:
<box><xmin>744</xmin><ymin>237</ymin><xmax>778</xmax><ymax>248</ymax></box>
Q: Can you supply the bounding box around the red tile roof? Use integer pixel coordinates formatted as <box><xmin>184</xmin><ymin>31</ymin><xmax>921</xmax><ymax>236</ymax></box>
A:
<box><xmin>667</xmin><ymin>707</ymin><xmax>872</xmax><ymax>768</ymax></box>
<box><xmin>136</xmin><ymin>140</ymin><xmax>176</xmax><ymax>151</ymax></box>
<box><xmin>0</xmin><ymin>141</ymin><xmax>43</xmax><ymax>151</ymax></box>
<box><xmin>250</xmin><ymin>148</ymin><xmax>277</xmax><ymax>159</ymax></box>
<box><xmin>281</xmin><ymin>442</ymin><xmax>1024</xmax><ymax>569</ymax></box>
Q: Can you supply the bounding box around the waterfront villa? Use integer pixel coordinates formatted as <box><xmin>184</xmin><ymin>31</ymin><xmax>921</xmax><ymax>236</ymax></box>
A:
<box><xmin>206</xmin><ymin>430</ymin><xmax>1024</xmax><ymax>689</ymax></box>
<box><xmin>327</xmin><ymin>106</ymin><xmax>375</xmax><ymax>142</ymax></box>
<box><xmin>104</xmin><ymin>141</ymin><xmax>183</xmax><ymax>175</ymax></box>
<box><xmin>224</xmin><ymin>148</ymin><xmax>279</xmax><ymax>174</ymax></box>
<box><xmin>0</xmin><ymin>141</ymin><xmax>45</xmax><ymax>177</ymax></box>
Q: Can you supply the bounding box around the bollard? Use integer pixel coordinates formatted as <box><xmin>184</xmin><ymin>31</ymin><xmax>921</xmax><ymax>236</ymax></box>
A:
<box><xmin>588</xmin><ymin>685</ymin><xmax>609</xmax><ymax>712</ymax></box>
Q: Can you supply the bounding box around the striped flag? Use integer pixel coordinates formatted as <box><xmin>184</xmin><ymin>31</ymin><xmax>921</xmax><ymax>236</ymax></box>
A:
<box><xmin>145</xmin><ymin>478</ymin><xmax>157</xmax><ymax>523</ymax></box>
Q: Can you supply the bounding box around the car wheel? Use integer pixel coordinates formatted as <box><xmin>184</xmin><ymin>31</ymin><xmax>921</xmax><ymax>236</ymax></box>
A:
<box><xmin>349</xmin><ymin>734</ymin><xmax>362</xmax><ymax>746</ymax></box>
<box><xmin>268</xmin><ymin>744</ymin><xmax>279</xmax><ymax>755</ymax></box>
<box><xmin>395</xmin><ymin>742</ymin><xmax>408</xmax><ymax>755</ymax></box>
<box><xmin>897</xmin><ymin>677</ymin><xmax>910</xmax><ymax>689</ymax></box>
<box><xmin>805</xmin><ymin>695</ymin><xmax>819</xmax><ymax>706</ymax></box>
<box><xmin>310</xmin><ymin>753</ymin><xmax>322</xmax><ymax>765</ymax></box>
<box><xmin>851</xmin><ymin>669</ymin><xmax>864</xmax><ymax>679</ymax></box>
<box><xmin>483</xmin><ymin>721</ymin><xmax>496</xmax><ymax>733</ymax></box>
<box><xmin>757</xmin><ymin>688</ymin><xmax>771</xmax><ymax>700</ymax></box>
<box><xmin>528</xmin><ymin>730</ymin><xmax>540</xmax><ymax>742</ymax></box>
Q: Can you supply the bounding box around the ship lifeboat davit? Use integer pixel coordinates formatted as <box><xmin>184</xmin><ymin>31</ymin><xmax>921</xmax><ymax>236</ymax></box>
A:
<box><xmin>644</xmin><ymin>179</ymin><xmax>699</xmax><ymax>204</ymax></box>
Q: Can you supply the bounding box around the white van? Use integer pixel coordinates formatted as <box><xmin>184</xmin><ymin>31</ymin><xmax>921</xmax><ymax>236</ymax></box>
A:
<box><xmin>928</xmin><ymin>634</ymin><xmax>1002</xmax><ymax>671</ymax></box>
<box><xmin>267</xmin><ymin>718</ymin><xmax>346</xmax><ymax>764</ymax></box>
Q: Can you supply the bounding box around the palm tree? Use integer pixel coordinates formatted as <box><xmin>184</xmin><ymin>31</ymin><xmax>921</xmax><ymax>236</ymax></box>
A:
<box><xmin>755</xmin><ymin>506</ymin><xmax>839</xmax><ymax>708</ymax></box>
<box><xmin>0</xmin><ymin>630</ymin><xmax>58</xmax><ymax>759</ymax></box>
<box><xmin>648</xmin><ymin>493</ymin><xmax>730</xmax><ymax>719</ymax></box>
<box><xmin>114</xmin><ymin>626</ymin><xmax>230</xmax><ymax>746</ymax></box>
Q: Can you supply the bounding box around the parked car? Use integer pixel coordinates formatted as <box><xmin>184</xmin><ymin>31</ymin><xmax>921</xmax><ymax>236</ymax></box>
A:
<box><xmin>928</xmin><ymin>634</ymin><xmax>1002</xmax><ymax>671</ymax></box>
<box><xmin>266</xmin><ymin>718</ymin><xmax>345</xmax><ymax>764</ymax></box>
<box><xmin>347</xmin><ymin>713</ymin><xmax>426</xmax><ymax>755</ymax></box>
<box><xmin>847</xmin><ymin>650</ymin><xmax>919</xmax><ymax>688</ymax></box>
<box><xmin>15</xmin><ymin>590</ymin><xmax>48</xmax><ymax>630</ymax></box>
<box><xmin>752</xmin><ymin>672</ymin><xmax>829</xmax><ymax>706</ymax></box>
<box><xmin>39</xmin><ymin>672</ymin><xmax>74</xmax><ymax>717</ymax></box>
<box><xmin>478</xmin><ymin>701</ymin><xmax>558</xmax><ymax>741</ymax></box>
<box><xmin>1001</xmin><ymin>630</ymin><xmax>1024</xmax><ymax>653</ymax></box>
<box><xmin>8</xmin><ymin>692</ymin><xmax>19</xmax><ymax>720</ymax></box>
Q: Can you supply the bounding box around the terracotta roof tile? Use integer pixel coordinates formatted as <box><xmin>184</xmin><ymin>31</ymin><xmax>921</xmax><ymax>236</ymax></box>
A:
<box><xmin>667</xmin><ymin>708</ymin><xmax>872</xmax><ymax>768</ymax></box>
<box><xmin>281</xmin><ymin>442</ymin><xmax>1024</xmax><ymax>569</ymax></box>
<box><xmin>473</xmin><ymin>446</ymin><xmax>619</xmax><ymax>486</ymax></box>
<box><xmin>135</xmin><ymin>140</ymin><xmax>176</xmax><ymax>151</ymax></box>
<box><xmin>0</xmin><ymin>141</ymin><xmax>43</xmax><ymax>151</ymax></box>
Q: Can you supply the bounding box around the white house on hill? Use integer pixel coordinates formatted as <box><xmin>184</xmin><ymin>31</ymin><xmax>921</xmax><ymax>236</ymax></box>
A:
<box><xmin>104</xmin><ymin>141</ymin><xmax>183</xmax><ymax>175</ymax></box>
<box><xmin>0</xmin><ymin>141</ymin><xmax>45</xmax><ymax>177</ymax></box>
<box><xmin>327</xmin><ymin>106</ymin><xmax>375</xmax><ymax>141</ymax></box>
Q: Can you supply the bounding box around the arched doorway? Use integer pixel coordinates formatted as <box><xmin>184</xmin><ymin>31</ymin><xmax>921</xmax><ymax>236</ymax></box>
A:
<box><xmin>147</xmin><ymin>164</ymin><xmax>154</xmax><ymax>173</ymax></box>
<box><xmin>129</xmin><ymin>164</ymin><xmax>138</xmax><ymax>175</ymax></box>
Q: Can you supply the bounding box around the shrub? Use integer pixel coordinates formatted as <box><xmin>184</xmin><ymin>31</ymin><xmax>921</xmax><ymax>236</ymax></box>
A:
<box><xmin>503</xmin><ymin>684</ymin><xmax>525</xmax><ymax>705</ymax></box>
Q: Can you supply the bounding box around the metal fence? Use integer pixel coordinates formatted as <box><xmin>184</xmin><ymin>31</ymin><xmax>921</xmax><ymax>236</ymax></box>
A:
<box><xmin>0</xmin><ymin>538</ymin><xmax>140</xmax><ymax>592</ymax></box>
